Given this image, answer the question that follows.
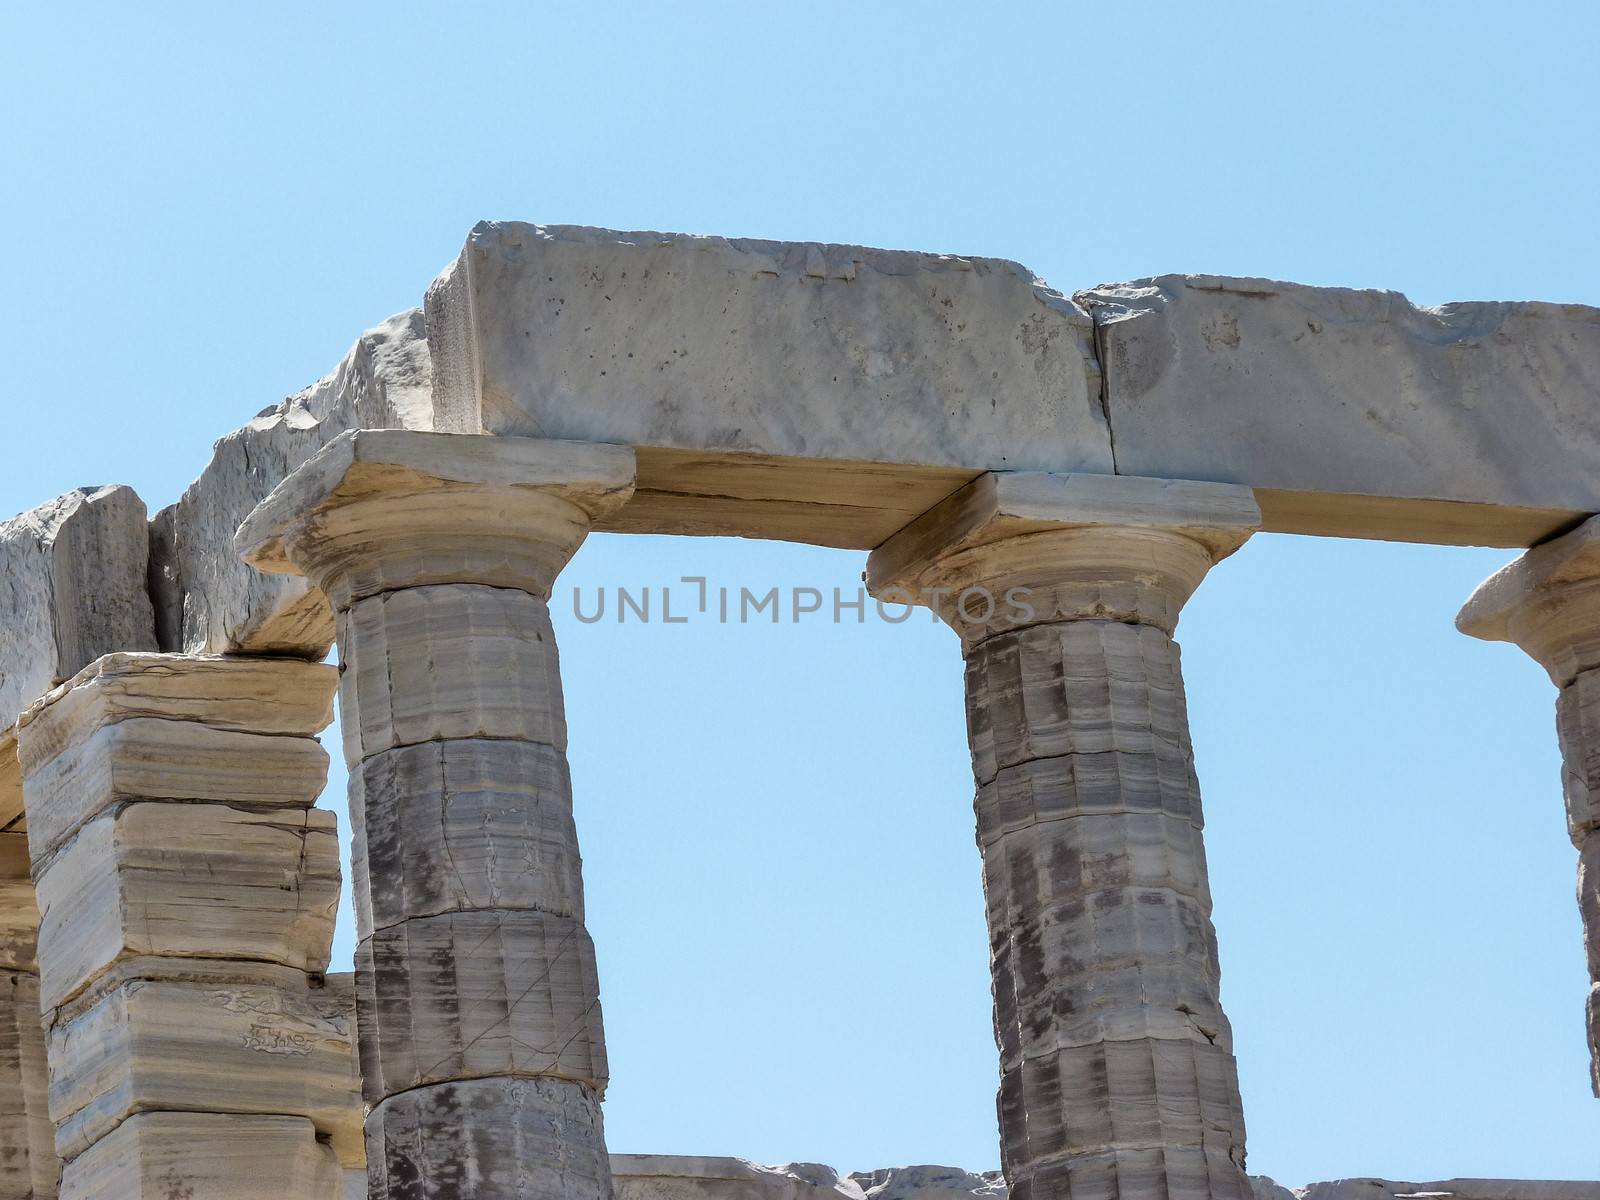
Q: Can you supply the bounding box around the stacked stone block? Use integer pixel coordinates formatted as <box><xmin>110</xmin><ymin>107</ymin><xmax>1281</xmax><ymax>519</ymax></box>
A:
<box><xmin>14</xmin><ymin>653</ymin><xmax>360</xmax><ymax>1199</ymax></box>
<box><xmin>237</xmin><ymin>429</ymin><xmax>636</xmax><ymax>1199</ymax></box>
<box><xmin>868</xmin><ymin>472</ymin><xmax>1260</xmax><ymax>1200</ymax></box>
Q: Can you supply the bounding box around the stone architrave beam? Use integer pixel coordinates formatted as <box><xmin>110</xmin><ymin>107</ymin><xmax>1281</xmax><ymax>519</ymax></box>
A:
<box><xmin>423</xmin><ymin>222</ymin><xmax>1600</xmax><ymax>550</ymax></box>
<box><xmin>239</xmin><ymin>429</ymin><xmax>636</xmax><ymax>1200</ymax></box>
<box><xmin>868</xmin><ymin>472</ymin><xmax>1261</xmax><ymax>1200</ymax></box>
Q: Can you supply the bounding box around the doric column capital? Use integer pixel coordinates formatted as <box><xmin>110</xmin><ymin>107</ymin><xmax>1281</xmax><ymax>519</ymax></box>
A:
<box><xmin>236</xmin><ymin>429</ymin><xmax>636</xmax><ymax>610</ymax></box>
<box><xmin>866</xmin><ymin>472</ymin><xmax>1260</xmax><ymax>642</ymax></box>
<box><xmin>1458</xmin><ymin>514</ymin><xmax>1600</xmax><ymax>686</ymax></box>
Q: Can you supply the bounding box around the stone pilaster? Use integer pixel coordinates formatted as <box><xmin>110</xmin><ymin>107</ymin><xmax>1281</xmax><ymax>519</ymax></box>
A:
<box><xmin>868</xmin><ymin>473</ymin><xmax>1261</xmax><ymax>1200</ymax></box>
<box><xmin>0</xmin><ymin>791</ymin><xmax>56</xmax><ymax>1200</ymax></box>
<box><xmin>15</xmin><ymin>653</ymin><xmax>359</xmax><ymax>1200</ymax></box>
<box><xmin>238</xmin><ymin>429</ymin><xmax>636</xmax><ymax>1200</ymax></box>
<box><xmin>1457</xmin><ymin>513</ymin><xmax>1600</xmax><ymax>1095</ymax></box>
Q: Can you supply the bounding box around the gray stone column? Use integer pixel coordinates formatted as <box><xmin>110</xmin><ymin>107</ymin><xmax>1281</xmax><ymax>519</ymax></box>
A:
<box><xmin>15</xmin><ymin>652</ymin><xmax>359</xmax><ymax>1199</ymax></box>
<box><xmin>238</xmin><ymin>429</ymin><xmax>636</xmax><ymax>1200</ymax></box>
<box><xmin>868</xmin><ymin>473</ymin><xmax>1260</xmax><ymax>1200</ymax></box>
<box><xmin>1458</xmin><ymin>513</ymin><xmax>1600</xmax><ymax>1095</ymax></box>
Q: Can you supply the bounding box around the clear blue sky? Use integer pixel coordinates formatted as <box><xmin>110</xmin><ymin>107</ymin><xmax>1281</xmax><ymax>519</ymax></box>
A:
<box><xmin>4</xmin><ymin>2</ymin><xmax>1597</xmax><ymax>1186</ymax></box>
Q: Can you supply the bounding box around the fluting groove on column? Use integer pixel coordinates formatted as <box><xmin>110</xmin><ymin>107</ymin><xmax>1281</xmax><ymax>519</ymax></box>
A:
<box><xmin>238</xmin><ymin>429</ymin><xmax>636</xmax><ymax>1200</ymax></box>
<box><xmin>1459</xmin><ymin>513</ymin><xmax>1600</xmax><ymax>1096</ymax></box>
<box><xmin>14</xmin><ymin>652</ymin><xmax>360</xmax><ymax>1199</ymax></box>
<box><xmin>868</xmin><ymin>472</ymin><xmax>1260</xmax><ymax>1200</ymax></box>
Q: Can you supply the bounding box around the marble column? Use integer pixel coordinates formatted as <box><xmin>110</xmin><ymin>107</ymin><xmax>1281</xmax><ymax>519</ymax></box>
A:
<box><xmin>14</xmin><ymin>652</ymin><xmax>360</xmax><ymax>1199</ymax></box>
<box><xmin>0</xmin><ymin>752</ymin><xmax>56</xmax><ymax>1200</ymax></box>
<box><xmin>237</xmin><ymin>429</ymin><xmax>636</xmax><ymax>1200</ymax></box>
<box><xmin>1458</xmin><ymin>513</ymin><xmax>1600</xmax><ymax>1095</ymax></box>
<box><xmin>867</xmin><ymin>473</ymin><xmax>1260</xmax><ymax>1200</ymax></box>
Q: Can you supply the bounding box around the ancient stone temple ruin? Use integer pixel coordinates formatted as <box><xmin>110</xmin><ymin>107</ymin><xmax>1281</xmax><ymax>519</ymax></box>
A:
<box><xmin>1</xmin><ymin>223</ymin><xmax>1597</xmax><ymax>1199</ymax></box>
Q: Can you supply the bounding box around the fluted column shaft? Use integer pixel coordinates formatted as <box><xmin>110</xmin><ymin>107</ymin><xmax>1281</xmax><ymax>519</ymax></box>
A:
<box><xmin>239</xmin><ymin>430</ymin><xmax>636</xmax><ymax>1200</ymax></box>
<box><xmin>1459</xmin><ymin>513</ymin><xmax>1600</xmax><ymax>1094</ymax></box>
<box><xmin>868</xmin><ymin>473</ymin><xmax>1260</xmax><ymax>1200</ymax></box>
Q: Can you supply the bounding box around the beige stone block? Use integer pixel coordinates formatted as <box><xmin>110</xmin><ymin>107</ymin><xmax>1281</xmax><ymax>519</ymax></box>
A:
<box><xmin>352</xmin><ymin>738</ymin><xmax>583</xmax><ymax>940</ymax></box>
<box><xmin>965</xmin><ymin>620</ymin><xmax>1193</xmax><ymax>787</ymax></box>
<box><xmin>0</xmin><ymin>487</ymin><xmax>155</xmax><ymax>732</ymax></box>
<box><xmin>59</xmin><ymin>1111</ymin><xmax>340</xmax><ymax>1200</ymax></box>
<box><xmin>34</xmin><ymin>803</ymin><xmax>340</xmax><ymax>1010</ymax></box>
<box><xmin>17</xmin><ymin>654</ymin><xmax>337</xmax><ymax>749</ymax></box>
<box><xmin>357</xmin><ymin>910</ymin><xmax>606</xmax><ymax>1098</ymax></box>
<box><xmin>1078</xmin><ymin>276</ymin><xmax>1600</xmax><ymax>545</ymax></box>
<box><xmin>46</xmin><ymin>961</ymin><xmax>361</xmax><ymax>1167</ymax></box>
<box><xmin>0</xmin><ymin>833</ymin><xmax>39</xmax><ymax>972</ymax></box>
<box><xmin>337</xmin><ymin>586</ymin><xmax>566</xmax><ymax>762</ymax></box>
<box><xmin>367</xmin><ymin>1075</ymin><xmax>610</xmax><ymax>1200</ymax></box>
<box><xmin>425</xmin><ymin>223</ymin><xmax>1108</xmax><ymax>479</ymax></box>
<box><xmin>21</xmin><ymin>717</ymin><xmax>330</xmax><ymax>860</ymax></box>
<box><xmin>0</xmin><ymin>970</ymin><xmax>55</xmax><ymax>1199</ymax></box>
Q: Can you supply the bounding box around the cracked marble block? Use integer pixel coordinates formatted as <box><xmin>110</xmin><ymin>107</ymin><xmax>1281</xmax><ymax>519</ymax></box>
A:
<box><xmin>15</xmin><ymin>652</ymin><xmax>358</xmax><ymax>1195</ymax></box>
<box><xmin>1459</xmin><ymin>512</ymin><xmax>1600</xmax><ymax>1095</ymax></box>
<box><xmin>239</xmin><ymin>429</ymin><xmax>636</xmax><ymax>1200</ymax></box>
<box><xmin>868</xmin><ymin>472</ymin><xmax>1260</xmax><ymax>1200</ymax></box>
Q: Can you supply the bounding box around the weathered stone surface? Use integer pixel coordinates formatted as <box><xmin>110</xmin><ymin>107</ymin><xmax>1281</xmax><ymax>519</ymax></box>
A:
<box><xmin>19</xmin><ymin>652</ymin><xmax>337</xmax><ymax>741</ymax></box>
<box><xmin>0</xmin><ymin>970</ymin><xmax>55</xmax><ymax>1199</ymax></box>
<box><xmin>151</xmin><ymin>309</ymin><xmax>434</xmax><ymax>657</ymax></box>
<box><xmin>356</xmin><ymin>910</ymin><xmax>606</xmax><ymax>1098</ymax></box>
<box><xmin>424</xmin><ymin>221</ymin><xmax>1109</xmax><ymax>548</ymax></box>
<box><xmin>613</xmin><ymin>1155</ymin><xmax>863</xmax><ymax>1199</ymax></box>
<box><xmin>58</xmin><ymin>1111</ymin><xmax>340</xmax><ymax>1200</ymax></box>
<box><xmin>0</xmin><ymin>728</ymin><xmax>20</xmax><ymax>835</ymax></box>
<box><xmin>337</xmin><ymin>585</ymin><xmax>567</xmax><ymax>763</ymax></box>
<box><xmin>850</xmin><ymin>1165</ymin><xmax>1006</xmax><ymax>1199</ymax></box>
<box><xmin>367</xmin><ymin>1076</ymin><xmax>610</xmax><ymax>1200</ymax></box>
<box><xmin>236</xmin><ymin>429</ymin><xmax>635</xmax><ymax>612</ymax></box>
<box><xmin>45</xmin><ymin>959</ymin><xmax>362</xmax><ymax>1166</ymax></box>
<box><xmin>1077</xmin><ymin>276</ymin><xmax>1600</xmax><ymax>547</ymax></box>
<box><xmin>351</xmin><ymin>738</ymin><xmax>583</xmax><ymax>940</ymax></box>
<box><xmin>868</xmin><ymin>476</ymin><xmax>1252</xmax><ymax>1198</ymax></box>
<box><xmin>0</xmin><ymin>833</ymin><xmax>39</xmax><ymax>972</ymax></box>
<box><xmin>20</xmin><ymin>714</ymin><xmax>330</xmax><ymax>863</ymax></box>
<box><xmin>33</xmin><ymin>802</ymin><xmax>340</xmax><ymax>1010</ymax></box>
<box><xmin>0</xmin><ymin>487</ymin><xmax>155</xmax><ymax>732</ymax></box>
<box><xmin>16</xmin><ymin>652</ymin><xmax>335</xmax><ymax>860</ymax></box>
<box><xmin>1248</xmin><ymin>1179</ymin><xmax>1295</xmax><ymax>1200</ymax></box>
